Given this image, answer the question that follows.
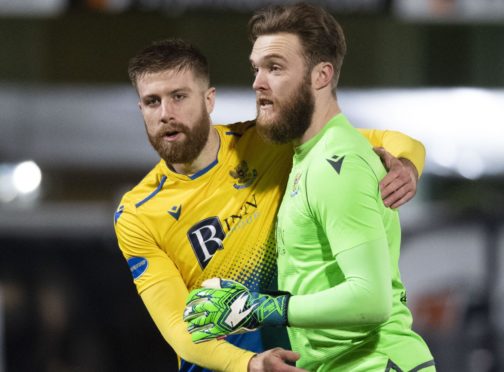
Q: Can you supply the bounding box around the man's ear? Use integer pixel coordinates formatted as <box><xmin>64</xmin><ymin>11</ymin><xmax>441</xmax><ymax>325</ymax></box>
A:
<box><xmin>312</xmin><ymin>62</ymin><xmax>334</xmax><ymax>91</ymax></box>
<box><xmin>138</xmin><ymin>101</ymin><xmax>142</xmax><ymax>112</ymax></box>
<box><xmin>205</xmin><ymin>87</ymin><xmax>216</xmax><ymax>114</ymax></box>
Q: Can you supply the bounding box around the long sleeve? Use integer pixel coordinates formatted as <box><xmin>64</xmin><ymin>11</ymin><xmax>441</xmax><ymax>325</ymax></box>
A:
<box><xmin>141</xmin><ymin>278</ymin><xmax>254</xmax><ymax>372</ymax></box>
<box><xmin>287</xmin><ymin>153</ymin><xmax>393</xmax><ymax>328</ymax></box>
<box><xmin>358</xmin><ymin>128</ymin><xmax>426</xmax><ymax>176</ymax></box>
<box><xmin>114</xmin><ymin>203</ymin><xmax>255</xmax><ymax>372</ymax></box>
<box><xmin>287</xmin><ymin>239</ymin><xmax>392</xmax><ymax>328</ymax></box>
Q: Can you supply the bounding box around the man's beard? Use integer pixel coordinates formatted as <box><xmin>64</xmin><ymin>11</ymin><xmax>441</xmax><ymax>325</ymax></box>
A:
<box><xmin>256</xmin><ymin>75</ymin><xmax>315</xmax><ymax>144</ymax></box>
<box><xmin>147</xmin><ymin>106</ymin><xmax>211</xmax><ymax>165</ymax></box>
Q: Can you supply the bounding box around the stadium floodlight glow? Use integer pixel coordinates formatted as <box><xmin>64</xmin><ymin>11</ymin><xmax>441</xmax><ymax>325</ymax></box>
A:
<box><xmin>430</xmin><ymin>142</ymin><xmax>458</xmax><ymax>169</ymax></box>
<box><xmin>12</xmin><ymin>161</ymin><xmax>42</xmax><ymax>194</ymax></box>
<box><xmin>0</xmin><ymin>165</ymin><xmax>17</xmax><ymax>203</ymax></box>
<box><xmin>456</xmin><ymin>150</ymin><xmax>484</xmax><ymax>180</ymax></box>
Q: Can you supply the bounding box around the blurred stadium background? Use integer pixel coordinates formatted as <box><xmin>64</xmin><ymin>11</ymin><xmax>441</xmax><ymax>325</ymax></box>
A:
<box><xmin>1</xmin><ymin>0</ymin><xmax>504</xmax><ymax>371</ymax></box>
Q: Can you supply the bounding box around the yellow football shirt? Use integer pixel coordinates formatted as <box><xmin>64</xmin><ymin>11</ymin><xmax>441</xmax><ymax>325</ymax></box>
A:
<box><xmin>115</xmin><ymin>121</ymin><xmax>291</xmax><ymax>292</ymax></box>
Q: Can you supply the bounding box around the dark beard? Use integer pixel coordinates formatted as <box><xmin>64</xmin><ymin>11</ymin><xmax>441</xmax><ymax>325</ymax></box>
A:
<box><xmin>256</xmin><ymin>76</ymin><xmax>315</xmax><ymax>144</ymax></box>
<box><xmin>147</xmin><ymin>106</ymin><xmax>211</xmax><ymax>165</ymax></box>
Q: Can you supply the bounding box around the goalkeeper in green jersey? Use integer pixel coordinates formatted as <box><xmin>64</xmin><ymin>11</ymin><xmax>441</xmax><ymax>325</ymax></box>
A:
<box><xmin>184</xmin><ymin>3</ymin><xmax>435</xmax><ymax>371</ymax></box>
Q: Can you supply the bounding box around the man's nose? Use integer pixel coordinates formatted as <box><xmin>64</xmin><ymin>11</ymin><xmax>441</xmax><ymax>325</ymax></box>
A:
<box><xmin>252</xmin><ymin>69</ymin><xmax>268</xmax><ymax>91</ymax></box>
<box><xmin>160</xmin><ymin>100</ymin><xmax>175</xmax><ymax>122</ymax></box>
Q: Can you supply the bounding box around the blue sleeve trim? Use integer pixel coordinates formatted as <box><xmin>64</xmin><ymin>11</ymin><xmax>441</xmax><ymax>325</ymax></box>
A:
<box><xmin>135</xmin><ymin>175</ymin><xmax>167</xmax><ymax>208</ymax></box>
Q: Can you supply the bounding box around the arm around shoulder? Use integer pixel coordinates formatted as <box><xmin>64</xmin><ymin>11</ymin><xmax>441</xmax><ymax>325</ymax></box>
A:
<box><xmin>358</xmin><ymin>128</ymin><xmax>426</xmax><ymax>177</ymax></box>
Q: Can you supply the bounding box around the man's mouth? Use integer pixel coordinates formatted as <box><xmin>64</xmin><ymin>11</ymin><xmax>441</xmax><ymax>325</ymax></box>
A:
<box><xmin>258</xmin><ymin>98</ymin><xmax>273</xmax><ymax>109</ymax></box>
<box><xmin>163</xmin><ymin>130</ymin><xmax>182</xmax><ymax>141</ymax></box>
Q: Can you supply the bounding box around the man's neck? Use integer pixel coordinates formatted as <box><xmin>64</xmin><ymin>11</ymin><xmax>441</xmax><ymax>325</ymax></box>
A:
<box><xmin>170</xmin><ymin>126</ymin><xmax>220</xmax><ymax>176</ymax></box>
<box><xmin>296</xmin><ymin>97</ymin><xmax>341</xmax><ymax>146</ymax></box>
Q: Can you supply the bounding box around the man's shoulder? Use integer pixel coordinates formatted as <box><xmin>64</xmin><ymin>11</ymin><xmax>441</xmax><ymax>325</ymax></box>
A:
<box><xmin>307</xmin><ymin>139</ymin><xmax>383</xmax><ymax>187</ymax></box>
<box><xmin>315</xmin><ymin>118</ymin><xmax>384</xmax><ymax>174</ymax></box>
<box><xmin>116</xmin><ymin>161</ymin><xmax>165</xmax><ymax>211</ymax></box>
<box><xmin>216</xmin><ymin>120</ymin><xmax>291</xmax><ymax>160</ymax></box>
<box><xmin>214</xmin><ymin>120</ymin><xmax>256</xmax><ymax>137</ymax></box>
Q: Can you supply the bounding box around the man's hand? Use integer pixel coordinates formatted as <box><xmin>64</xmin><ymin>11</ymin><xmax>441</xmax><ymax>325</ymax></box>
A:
<box><xmin>374</xmin><ymin>147</ymin><xmax>419</xmax><ymax>209</ymax></box>
<box><xmin>248</xmin><ymin>348</ymin><xmax>308</xmax><ymax>372</ymax></box>
<box><xmin>184</xmin><ymin>278</ymin><xmax>290</xmax><ymax>343</ymax></box>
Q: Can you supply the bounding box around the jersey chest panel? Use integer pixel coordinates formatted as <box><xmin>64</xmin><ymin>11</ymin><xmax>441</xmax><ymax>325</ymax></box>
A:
<box><xmin>138</xmin><ymin>129</ymin><xmax>292</xmax><ymax>290</ymax></box>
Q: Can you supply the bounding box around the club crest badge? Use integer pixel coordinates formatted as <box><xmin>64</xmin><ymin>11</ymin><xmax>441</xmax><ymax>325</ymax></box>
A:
<box><xmin>230</xmin><ymin>161</ymin><xmax>257</xmax><ymax>190</ymax></box>
<box><xmin>290</xmin><ymin>172</ymin><xmax>302</xmax><ymax>197</ymax></box>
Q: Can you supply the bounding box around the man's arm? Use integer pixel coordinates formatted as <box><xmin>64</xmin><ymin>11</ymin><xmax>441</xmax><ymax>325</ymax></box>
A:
<box><xmin>287</xmin><ymin>152</ymin><xmax>396</xmax><ymax>327</ymax></box>
<box><xmin>141</xmin><ymin>277</ymin><xmax>255</xmax><ymax>371</ymax></box>
<box><xmin>358</xmin><ymin>129</ymin><xmax>425</xmax><ymax>176</ymax></box>
<box><xmin>185</xmin><ymin>239</ymin><xmax>391</xmax><ymax>336</ymax></box>
<box><xmin>185</xmin><ymin>155</ymin><xmax>393</xmax><ymax>334</ymax></box>
<box><xmin>287</xmin><ymin>239</ymin><xmax>391</xmax><ymax>327</ymax></box>
<box><xmin>248</xmin><ymin>348</ymin><xmax>307</xmax><ymax>372</ymax></box>
<box><xmin>358</xmin><ymin>129</ymin><xmax>426</xmax><ymax>208</ymax></box>
<box><xmin>374</xmin><ymin>147</ymin><xmax>418</xmax><ymax>208</ymax></box>
<box><xmin>114</xmin><ymin>206</ymin><xmax>255</xmax><ymax>372</ymax></box>
<box><xmin>292</xmin><ymin>153</ymin><xmax>393</xmax><ymax>326</ymax></box>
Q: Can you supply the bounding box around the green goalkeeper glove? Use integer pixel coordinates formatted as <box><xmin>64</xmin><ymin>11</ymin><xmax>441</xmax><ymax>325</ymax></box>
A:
<box><xmin>183</xmin><ymin>278</ymin><xmax>291</xmax><ymax>343</ymax></box>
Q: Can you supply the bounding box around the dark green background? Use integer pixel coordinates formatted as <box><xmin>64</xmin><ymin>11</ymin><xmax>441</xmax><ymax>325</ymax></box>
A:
<box><xmin>1</xmin><ymin>11</ymin><xmax>503</xmax><ymax>87</ymax></box>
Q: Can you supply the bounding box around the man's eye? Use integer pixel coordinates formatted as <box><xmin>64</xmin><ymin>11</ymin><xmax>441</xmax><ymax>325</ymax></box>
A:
<box><xmin>270</xmin><ymin>65</ymin><xmax>281</xmax><ymax>72</ymax></box>
<box><xmin>145</xmin><ymin>98</ymin><xmax>160</xmax><ymax>106</ymax></box>
<box><xmin>174</xmin><ymin>94</ymin><xmax>186</xmax><ymax>101</ymax></box>
<box><xmin>251</xmin><ymin>66</ymin><xmax>258</xmax><ymax>76</ymax></box>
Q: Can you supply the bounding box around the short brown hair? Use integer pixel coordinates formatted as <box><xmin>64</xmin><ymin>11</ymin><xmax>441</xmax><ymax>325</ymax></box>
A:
<box><xmin>128</xmin><ymin>39</ymin><xmax>210</xmax><ymax>89</ymax></box>
<box><xmin>248</xmin><ymin>2</ymin><xmax>347</xmax><ymax>92</ymax></box>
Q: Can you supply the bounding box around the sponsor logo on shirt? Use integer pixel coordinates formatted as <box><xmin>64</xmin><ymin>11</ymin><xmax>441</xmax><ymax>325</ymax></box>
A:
<box><xmin>222</xmin><ymin>193</ymin><xmax>259</xmax><ymax>233</ymax></box>
<box><xmin>187</xmin><ymin>194</ymin><xmax>260</xmax><ymax>267</ymax></box>
<box><xmin>127</xmin><ymin>257</ymin><xmax>148</xmax><ymax>279</ymax></box>
<box><xmin>188</xmin><ymin>217</ymin><xmax>226</xmax><ymax>269</ymax></box>
<box><xmin>168</xmin><ymin>205</ymin><xmax>182</xmax><ymax>220</ymax></box>
<box><xmin>230</xmin><ymin>160</ymin><xmax>257</xmax><ymax>189</ymax></box>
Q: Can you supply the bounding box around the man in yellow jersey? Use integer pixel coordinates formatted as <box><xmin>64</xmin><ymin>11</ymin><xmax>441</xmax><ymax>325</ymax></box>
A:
<box><xmin>185</xmin><ymin>3</ymin><xmax>434</xmax><ymax>371</ymax></box>
<box><xmin>114</xmin><ymin>38</ymin><xmax>425</xmax><ymax>372</ymax></box>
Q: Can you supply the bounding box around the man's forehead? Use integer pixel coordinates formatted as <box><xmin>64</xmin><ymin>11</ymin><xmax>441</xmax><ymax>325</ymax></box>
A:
<box><xmin>138</xmin><ymin>68</ymin><xmax>196</xmax><ymax>85</ymax></box>
<box><xmin>136</xmin><ymin>68</ymin><xmax>200</xmax><ymax>95</ymax></box>
<box><xmin>250</xmin><ymin>33</ymin><xmax>303</xmax><ymax>62</ymax></box>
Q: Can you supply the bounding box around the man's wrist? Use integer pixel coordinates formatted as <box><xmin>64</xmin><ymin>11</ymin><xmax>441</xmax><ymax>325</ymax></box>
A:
<box><xmin>257</xmin><ymin>292</ymin><xmax>291</xmax><ymax>327</ymax></box>
<box><xmin>247</xmin><ymin>353</ymin><xmax>259</xmax><ymax>372</ymax></box>
<box><xmin>399</xmin><ymin>157</ymin><xmax>419</xmax><ymax>180</ymax></box>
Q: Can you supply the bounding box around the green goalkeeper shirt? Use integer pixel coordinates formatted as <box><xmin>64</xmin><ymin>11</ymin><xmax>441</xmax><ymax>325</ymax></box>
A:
<box><xmin>276</xmin><ymin>114</ymin><xmax>433</xmax><ymax>371</ymax></box>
